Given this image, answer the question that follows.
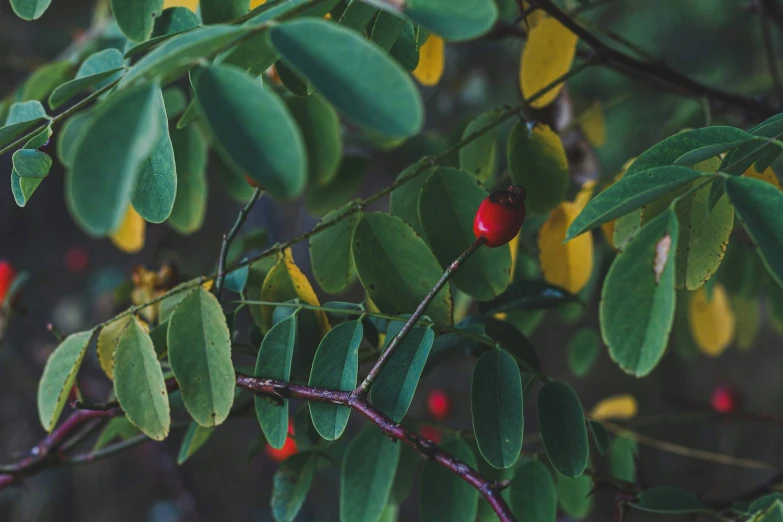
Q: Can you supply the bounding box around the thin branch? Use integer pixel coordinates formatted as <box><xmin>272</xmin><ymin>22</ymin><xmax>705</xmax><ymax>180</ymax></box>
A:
<box><xmin>353</xmin><ymin>237</ymin><xmax>486</xmax><ymax>398</ymax></box>
<box><xmin>215</xmin><ymin>187</ymin><xmax>263</xmax><ymax>299</ymax></box>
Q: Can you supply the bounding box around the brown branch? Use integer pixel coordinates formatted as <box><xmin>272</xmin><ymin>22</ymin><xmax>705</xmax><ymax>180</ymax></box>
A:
<box><xmin>214</xmin><ymin>187</ymin><xmax>262</xmax><ymax>299</ymax></box>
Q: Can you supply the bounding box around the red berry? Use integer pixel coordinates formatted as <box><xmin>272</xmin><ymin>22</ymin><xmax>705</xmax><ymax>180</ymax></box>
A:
<box><xmin>473</xmin><ymin>185</ymin><xmax>527</xmax><ymax>248</ymax></box>
<box><xmin>0</xmin><ymin>261</ymin><xmax>16</xmax><ymax>305</ymax></box>
<box><xmin>420</xmin><ymin>425</ymin><xmax>442</xmax><ymax>444</ymax></box>
<box><xmin>64</xmin><ymin>247</ymin><xmax>89</xmax><ymax>274</ymax></box>
<box><xmin>427</xmin><ymin>389</ymin><xmax>450</xmax><ymax>421</ymax></box>
<box><xmin>711</xmin><ymin>385</ymin><xmax>737</xmax><ymax>414</ymax></box>
<box><xmin>265</xmin><ymin>422</ymin><xmax>297</xmax><ymax>462</ymax></box>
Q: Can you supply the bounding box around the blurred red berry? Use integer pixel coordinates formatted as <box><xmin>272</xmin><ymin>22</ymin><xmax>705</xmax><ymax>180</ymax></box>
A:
<box><xmin>473</xmin><ymin>185</ymin><xmax>527</xmax><ymax>248</ymax></box>
<box><xmin>711</xmin><ymin>385</ymin><xmax>737</xmax><ymax>414</ymax></box>
<box><xmin>0</xmin><ymin>261</ymin><xmax>16</xmax><ymax>305</ymax></box>
<box><xmin>420</xmin><ymin>425</ymin><xmax>442</xmax><ymax>444</ymax></box>
<box><xmin>64</xmin><ymin>247</ymin><xmax>89</xmax><ymax>274</ymax></box>
<box><xmin>427</xmin><ymin>389</ymin><xmax>450</xmax><ymax>421</ymax></box>
<box><xmin>265</xmin><ymin>422</ymin><xmax>297</xmax><ymax>462</ymax></box>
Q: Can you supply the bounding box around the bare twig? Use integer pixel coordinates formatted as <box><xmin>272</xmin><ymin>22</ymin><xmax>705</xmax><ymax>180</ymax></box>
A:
<box><xmin>215</xmin><ymin>187</ymin><xmax>262</xmax><ymax>299</ymax></box>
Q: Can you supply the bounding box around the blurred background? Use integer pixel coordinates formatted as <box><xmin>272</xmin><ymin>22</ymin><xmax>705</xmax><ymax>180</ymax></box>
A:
<box><xmin>2</xmin><ymin>0</ymin><xmax>783</xmax><ymax>520</ymax></box>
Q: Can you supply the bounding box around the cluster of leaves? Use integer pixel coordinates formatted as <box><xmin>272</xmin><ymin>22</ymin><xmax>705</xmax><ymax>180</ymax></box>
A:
<box><xmin>5</xmin><ymin>0</ymin><xmax>783</xmax><ymax>520</ymax></box>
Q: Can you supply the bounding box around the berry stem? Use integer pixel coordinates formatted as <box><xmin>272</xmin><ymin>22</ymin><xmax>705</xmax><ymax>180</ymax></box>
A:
<box><xmin>353</xmin><ymin>236</ymin><xmax>486</xmax><ymax>399</ymax></box>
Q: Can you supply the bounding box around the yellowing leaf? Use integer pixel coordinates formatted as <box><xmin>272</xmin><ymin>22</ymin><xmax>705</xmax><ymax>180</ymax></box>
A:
<box><xmin>260</xmin><ymin>248</ymin><xmax>330</xmax><ymax>335</ymax></box>
<box><xmin>250</xmin><ymin>0</ymin><xmax>267</xmax><ymax>7</ymax></box>
<box><xmin>521</xmin><ymin>1</ymin><xmax>544</xmax><ymax>28</ymax></box>
<box><xmin>110</xmin><ymin>206</ymin><xmax>145</xmax><ymax>254</ymax></box>
<box><xmin>202</xmin><ymin>279</ymin><xmax>214</xmax><ymax>291</ymax></box>
<box><xmin>96</xmin><ymin>314</ymin><xmax>133</xmax><ymax>379</ymax></box>
<box><xmin>688</xmin><ymin>285</ymin><xmax>735</xmax><ymax>357</ymax></box>
<box><xmin>366</xmin><ymin>293</ymin><xmax>386</xmax><ymax>348</ymax></box>
<box><xmin>579</xmin><ymin>102</ymin><xmax>606</xmax><ymax>147</ymax></box>
<box><xmin>539</xmin><ymin>202</ymin><xmax>593</xmax><ymax>294</ymax></box>
<box><xmin>520</xmin><ymin>16</ymin><xmax>578</xmax><ymax>108</ymax></box>
<box><xmin>163</xmin><ymin>0</ymin><xmax>199</xmax><ymax>11</ymax></box>
<box><xmin>589</xmin><ymin>394</ymin><xmax>637</xmax><ymax>421</ymax></box>
<box><xmin>413</xmin><ymin>35</ymin><xmax>444</xmax><ymax>86</ymax></box>
<box><xmin>743</xmin><ymin>165</ymin><xmax>782</xmax><ymax>189</ymax></box>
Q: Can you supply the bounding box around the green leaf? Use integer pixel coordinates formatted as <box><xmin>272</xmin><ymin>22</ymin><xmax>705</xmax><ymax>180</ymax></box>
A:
<box><xmin>371</xmin><ymin>11</ymin><xmax>407</xmax><ymax>52</ymax></box>
<box><xmin>601</xmin><ymin>210</ymin><xmax>679</xmax><ymax>377</ymax></box>
<box><xmin>66</xmin><ymin>82</ymin><xmax>160</xmax><ymax>236</ymax></box>
<box><xmin>169</xmin><ymin>125</ymin><xmax>208</xmax><ymax>235</ymax></box>
<box><xmin>276</xmin><ymin>60</ymin><xmax>313</xmax><ymax>97</ymax></box>
<box><xmin>114</xmin><ymin>318</ymin><xmax>170</xmax><ymax>440</ymax></box>
<box><xmin>556</xmin><ymin>475</ymin><xmax>594</xmax><ymax>519</ymax></box>
<box><xmin>287</xmin><ymin>94</ymin><xmax>342</xmax><ymax>186</ymax></box>
<box><xmin>131</xmin><ymin>88</ymin><xmax>177</xmax><ymax>223</ymax></box>
<box><xmin>340</xmin><ymin>425</ymin><xmax>401</xmax><ymax>522</ymax></box>
<box><xmin>459</xmin><ymin>109</ymin><xmax>500</xmax><ymax>182</ymax></box>
<box><xmin>111</xmin><ymin>0</ymin><xmax>164</xmax><ymax>42</ymax></box>
<box><xmin>389</xmin><ymin>22</ymin><xmax>420</xmax><ymax>72</ymax></box>
<box><xmin>751</xmin><ymin>494</ymin><xmax>783</xmax><ymax>514</ymax></box>
<box><xmin>12</xmin><ymin>149</ymin><xmax>51</xmax><ymax>178</ymax></box>
<box><xmin>269</xmin><ymin>19</ymin><xmax>423</xmax><ymax>137</ymax></box>
<box><xmin>309</xmin><ymin>208</ymin><xmax>361</xmax><ymax>293</ymax></box>
<box><xmin>588</xmin><ymin>420</ymin><xmax>611</xmax><ymax>455</ymax></box>
<box><xmin>200</xmin><ymin>0</ymin><xmax>249</xmax><ymax>24</ymax></box>
<box><xmin>631</xmin><ymin>487</ymin><xmax>706</xmax><ymax>514</ymax></box>
<box><xmin>193</xmin><ymin>64</ymin><xmax>306</xmax><ymax>200</ymax></box>
<box><xmin>609</xmin><ymin>435</ymin><xmax>637</xmax><ymax>483</ymax></box>
<box><xmin>21</xmin><ymin>61</ymin><xmax>72</xmax><ymax>102</ymax></box>
<box><xmin>306</xmin><ymin>155</ymin><xmax>367</xmax><ymax>217</ymax></box>
<box><xmin>389</xmin><ymin>162</ymin><xmax>435</xmax><ymax>237</ymax></box>
<box><xmin>508</xmin><ymin>122</ymin><xmax>568</xmax><ymax>215</ymax></box>
<box><xmin>153</xmin><ymin>7</ymin><xmax>201</xmax><ymax>37</ymax></box>
<box><xmin>272</xmin><ymin>453</ymin><xmax>318</xmax><ymax>522</ymax></box>
<box><xmin>352</xmin><ymin>212</ymin><xmax>452</xmax><ymax>325</ymax></box>
<box><xmin>57</xmin><ymin>111</ymin><xmax>91</xmax><ymax>169</ymax></box>
<box><xmin>93</xmin><ymin>417</ymin><xmax>139</xmax><ymax>451</ymax></box>
<box><xmin>471</xmin><ymin>348</ymin><xmax>523</xmax><ymax>469</ymax></box>
<box><xmin>0</xmin><ymin>100</ymin><xmax>47</xmax><ymax>149</ymax></box>
<box><xmin>168</xmin><ymin>287</ymin><xmax>235</xmax><ymax>427</ymax></box>
<box><xmin>308</xmin><ymin>320</ymin><xmax>362</xmax><ymax>440</ymax></box>
<box><xmin>404</xmin><ymin>0</ymin><xmax>498</xmax><ymax>41</ymax></box>
<box><xmin>10</xmin><ymin>0</ymin><xmax>52</xmax><ymax>20</ymax></box>
<box><xmin>419</xmin><ymin>437</ymin><xmax>478</xmax><ymax>522</ymax></box>
<box><xmin>214</xmin><ymin>152</ymin><xmax>257</xmax><ymax>202</ymax></box>
<box><xmin>390</xmin><ymin>444</ymin><xmax>419</xmax><ymax>504</ymax></box>
<box><xmin>177</xmin><ymin>421</ymin><xmax>215</xmax><ymax>464</ymax></box>
<box><xmin>217</xmin><ymin>30</ymin><xmax>278</xmax><ymax>76</ymax></box>
<box><xmin>419</xmin><ymin>168</ymin><xmax>512</xmax><ymax>300</ymax></box>
<box><xmin>49</xmin><ymin>68</ymin><xmax>125</xmax><ymax>111</ymax></box>
<box><xmin>11</xmin><ymin>126</ymin><xmax>51</xmax><ymax>207</ymax></box>
<box><xmin>538</xmin><ymin>381</ymin><xmax>588</xmax><ymax>477</ymax></box>
<box><xmin>255</xmin><ymin>313</ymin><xmax>298</xmax><ymax>448</ymax></box>
<box><xmin>338</xmin><ymin>0</ymin><xmax>377</xmax><ymax>31</ymax></box>
<box><xmin>119</xmin><ymin>26</ymin><xmax>247</xmax><ymax>88</ymax></box>
<box><xmin>567</xmin><ymin>328</ymin><xmax>599</xmax><ymax>378</ymax></box>
<box><xmin>725</xmin><ymin>176</ymin><xmax>783</xmax><ymax>288</ymax></box>
<box><xmin>477</xmin><ymin>279</ymin><xmax>579</xmax><ymax>315</ymax></box>
<box><xmin>37</xmin><ymin>330</ymin><xmax>93</xmax><ymax>432</ymax></box>
<box><xmin>673</xmin><ymin>137</ymin><xmax>754</xmax><ymax>166</ymax></box>
<box><xmin>510</xmin><ymin>459</ymin><xmax>557</xmax><ymax>522</ymax></box>
<box><xmin>49</xmin><ymin>48</ymin><xmax>126</xmax><ymax>109</ymax></box>
<box><xmin>565</xmin><ymin>166</ymin><xmax>703</xmax><ymax>241</ymax></box>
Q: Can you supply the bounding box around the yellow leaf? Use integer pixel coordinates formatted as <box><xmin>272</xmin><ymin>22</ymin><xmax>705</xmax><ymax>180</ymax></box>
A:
<box><xmin>743</xmin><ymin>165</ymin><xmax>782</xmax><ymax>189</ymax></box>
<box><xmin>202</xmin><ymin>279</ymin><xmax>214</xmax><ymax>291</ymax></box>
<box><xmin>520</xmin><ymin>1</ymin><xmax>544</xmax><ymax>28</ymax></box>
<box><xmin>688</xmin><ymin>285</ymin><xmax>735</xmax><ymax>357</ymax></box>
<box><xmin>260</xmin><ymin>249</ymin><xmax>330</xmax><ymax>335</ymax></box>
<box><xmin>250</xmin><ymin>0</ymin><xmax>267</xmax><ymax>7</ymax></box>
<box><xmin>589</xmin><ymin>394</ymin><xmax>638</xmax><ymax>421</ymax></box>
<box><xmin>97</xmin><ymin>314</ymin><xmax>132</xmax><ymax>379</ymax></box>
<box><xmin>110</xmin><ymin>206</ymin><xmax>145</xmax><ymax>254</ymax></box>
<box><xmin>538</xmin><ymin>202</ymin><xmax>593</xmax><ymax>294</ymax></box>
<box><xmin>579</xmin><ymin>102</ymin><xmax>606</xmax><ymax>147</ymax></box>
<box><xmin>163</xmin><ymin>0</ymin><xmax>199</xmax><ymax>11</ymax></box>
<box><xmin>413</xmin><ymin>35</ymin><xmax>444</xmax><ymax>86</ymax></box>
<box><xmin>520</xmin><ymin>16</ymin><xmax>578</xmax><ymax>108</ymax></box>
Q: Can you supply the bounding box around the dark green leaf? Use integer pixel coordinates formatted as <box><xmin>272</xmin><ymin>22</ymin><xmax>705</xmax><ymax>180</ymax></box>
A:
<box><xmin>169</xmin><ymin>125</ymin><xmax>208</xmax><ymax>235</ymax></box>
<box><xmin>725</xmin><ymin>176</ymin><xmax>783</xmax><ymax>287</ymax></box>
<box><xmin>478</xmin><ymin>279</ymin><xmax>579</xmax><ymax>315</ymax></box>
<box><xmin>508</xmin><ymin>121</ymin><xmax>568</xmax><ymax>215</ymax></box>
<box><xmin>255</xmin><ymin>313</ymin><xmax>298</xmax><ymax>448</ymax></box>
<box><xmin>750</xmin><ymin>494</ymin><xmax>783</xmax><ymax>514</ymax></box>
<box><xmin>217</xmin><ymin>30</ymin><xmax>278</xmax><ymax>76</ymax></box>
<box><xmin>10</xmin><ymin>0</ymin><xmax>52</xmax><ymax>20</ymax></box>
<box><xmin>168</xmin><ymin>288</ymin><xmax>235</xmax><ymax>427</ymax></box>
<box><xmin>177</xmin><ymin>421</ymin><xmax>215</xmax><ymax>464</ymax></box>
<box><xmin>287</xmin><ymin>94</ymin><xmax>342</xmax><ymax>186</ymax></box>
<box><xmin>201</xmin><ymin>0</ymin><xmax>249</xmax><ymax>24</ymax></box>
<box><xmin>272</xmin><ymin>453</ymin><xmax>318</xmax><ymax>522</ymax></box>
<box><xmin>193</xmin><ymin>64</ymin><xmax>306</xmax><ymax>200</ymax></box>
<box><xmin>674</xmin><ymin>137</ymin><xmax>754</xmax><ymax>166</ymax></box>
<box><xmin>276</xmin><ymin>60</ymin><xmax>313</xmax><ymax>97</ymax></box>
<box><xmin>557</xmin><ymin>475</ymin><xmax>594</xmax><ymax>519</ymax></box>
<box><xmin>131</xmin><ymin>88</ymin><xmax>177</xmax><ymax>223</ymax></box>
<box><xmin>459</xmin><ymin>109</ymin><xmax>500</xmax><ymax>182</ymax></box>
<box><xmin>12</xmin><ymin>149</ymin><xmax>51</xmax><ymax>179</ymax></box>
<box><xmin>162</xmin><ymin>86</ymin><xmax>188</xmax><ymax>119</ymax></box>
<box><xmin>352</xmin><ymin>212</ymin><xmax>452</xmax><ymax>325</ymax></box>
<box><xmin>609</xmin><ymin>436</ymin><xmax>637</xmax><ymax>483</ymax></box>
<box><xmin>631</xmin><ymin>487</ymin><xmax>706</xmax><ymax>514</ymax></box>
<box><xmin>601</xmin><ymin>210</ymin><xmax>679</xmax><ymax>377</ymax></box>
<box><xmin>308</xmin><ymin>320</ymin><xmax>362</xmax><ymax>440</ymax></box>
<box><xmin>270</xmin><ymin>19</ymin><xmax>423</xmax><ymax>137</ymax></box>
<box><xmin>510</xmin><ymin>459</ymin><xmax>556</xmax><ymax>522</ymax></box>
<box><xmin>389</xmin><ymin>161</ymin><xmax>435</xmax><ymax>237</ymax></box>
<box><xmin>390</xmin><ymin>444</ymin><xmax>419</xmax><ymax>504</ymax></box>
<box><xmin>66</xmin><ymin>82</ymin><xmax>160</xmax><ymax>236</ymax></box>
<box><xmin>37</xmin><ymin>330</ymin><xmax>93</xmax><ymax>432</ymax></box>
<box><xmin>567</xmin><ymin>328</ymin><xmax>599</xmax><ymax>378</ymax></box>
<box><xmin>49</xmin><ymin>68</ymin><xmax>125</xmax><ymax>111</ymax></box>
<box><xmin>389</xmin><ymin>22</ymin><xmax>420</xmax><ymax>72</ymax></box>
<box><xmin>306</xmin><ymin>155</ymin><xmax>367</xmax><ymax>217</ymax></box>
<box><xmin>419</xmin><ymin>168</ymin><xmax>512</xmax><ymax>300</ymax></box>
<box><xmin>340</xmin><ymin>425</ymin><xmax>401</xmax><ymax>522</ymax></box>
<box><xmin>588</xmin><ymin>420</ymin><xmax>611</xmax><ymax>455</ymax></box>
<box><xmin>153</xmin><ymin>7</ymin><xmax>201</xmax><ymax>37</ymax></box>
<box><xmin>471</xmin><ymin>349</ymin><xmax>523</xmax><ymax>468</ymax></box>
<box><xmin>419</xmin><ymin>437</ymin><xmax>479</xmax><ymax>522</ymax></box>
<box><xmin>309</xmin><ymin>208</ymin><xmax>361</xmax><ymax>293</ymax></box>
<box><xmin>481</xmin><ymin>317</ymin><xmax>541</xmax><ymax>372</ymax></box>
<box><xmin>49</xmin><ymin>49</ymin><xmax>126</xmax><ymax>109</ymax></box>
<box><xmin>57</xmin><ymin>111</ymin><xmax>91</xmax><ymax>169</ymax></box>
<box><xmin>338</xmin><ymin>0</ymin><xmax>377</xmax><ymax>32</ymax></box>
<box><xmin>370</xmin><ymin>321</ymin><xmax>434</xmax><ymax>422</ymax></box>
<box><xmin>371</xmin><ymin>11</ymin><xmax>407</xmax><ymax>52</ymax></box>
<box><xmin>538</xmin><ymin>381</ymin><xmax>588</xmax><ymax>477</ymax></box>
<box><xmin>565</xmin><ymin>166</ymin><xmax>703</xmax><ymax>241</ymax></box>
<box><xmin>404</xmin><ymin>0</ymin><xmax>498</xmax><ymax>41</ymax></box>
<box><xmin>0</xmin><ymin>100</ymin><xmax>47</xmax><ymax>149</ymax></box>
<box><xmin>111</xmin><ymin>0</ymin><xmax>164</xmax><ymax>42</ymax></box>
<box><xmin>424</xmin><ymin>321</ymin><xmax>485</xmax><ymax>375</ymax></box>
<box><xmin>114</xmin><ymin>318</ymin><xmax>170</xmax><ymax>440</ymax></box>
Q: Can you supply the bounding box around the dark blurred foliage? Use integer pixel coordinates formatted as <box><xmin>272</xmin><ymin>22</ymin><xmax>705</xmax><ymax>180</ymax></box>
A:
<box><xmin>2</xmin><ymin>1</ymin><xmax>783</xmax><ymax>521</ymax></box>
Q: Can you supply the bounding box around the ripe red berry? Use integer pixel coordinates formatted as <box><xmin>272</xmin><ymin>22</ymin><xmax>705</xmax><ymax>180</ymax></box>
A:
<box><xmin>265</xmin><ymin>422</ymin><xmax>297</xmax><ymax>462</ymax></box>
<box><xmin>427</xmin><ymin>389</ymin><xmax>450</xmax><ymax>421</ymax></box>
<box><xmin>473</xmin><ymin>185</ymin><xmax>527</xmax><ymax>248</ymax></box>
<box><xmin>0</xmin><ymin>261</ymin><xmax>16</xmax><ymax>305</ymax></box>
<box><xmin>64</xmin><ymin>247</ymin><xmax>89</xmax><ymax>274</ymax></box>
<box><xmin>711</xmin><ymin>385</ymin><xmax>737</xmax><ymax>414</ymax></box>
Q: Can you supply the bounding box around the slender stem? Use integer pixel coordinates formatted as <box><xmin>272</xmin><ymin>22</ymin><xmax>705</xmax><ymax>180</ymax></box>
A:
<box><xmin>215</xmin><ymin>187</ymin><xmax>262</xmax><ymax>299</ymax></box>
<box><xmin>353</xmin><ymin>237</ymin><xmax>487</xmax><ymax>398</ymax></box>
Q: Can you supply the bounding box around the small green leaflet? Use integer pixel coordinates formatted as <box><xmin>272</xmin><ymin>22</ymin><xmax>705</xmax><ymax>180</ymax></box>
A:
<box><xmin>272</xmin><ymin>453</ymin><xmax>318</xmax><ymax>522</ymax></box>
<box><xmin>10</xmin><ymin>0</ymin><xmax>52</xmax><ymax>20</ymax></box>
<box><xmin>538</xmin><ymin>381</ymin><xmax>589</xmax><ymax>478</ymax></box>
<box><xmin>510</xmin><ymin>459</ymin><xmax>557</xmax><ymax>522</ymax></box>
<box><xmin>111</xmin><ymin>0</ymin><xmax>164</xmax><ymax>42</ymax></box>
<box><xmin>49</xmin><ymin>48</ymin><xmax>126</xmax><ymax>110</ymax></box>
<box><xmin>177</xmin><ymin>421</ymin><xmax>215</xmax><ymax>464</ymax></box>
<box><xmin>404</xmin><ymin>0</ymin><xmax>498</xmax><ymax>42</ymax></box>
<box><xmin>418</xmin><ymin>437</ymin><xmax>478</xmax><ymax>522</ymax></box>
<box><xmin>168</xmin><ymin>125</ymin><xmax>208</xmax><ymax>235</ymax></box>
<box><xmin>309</xmin><ymin>208</ymin><xmax>362</xmax><ymax>293</ymax></box>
